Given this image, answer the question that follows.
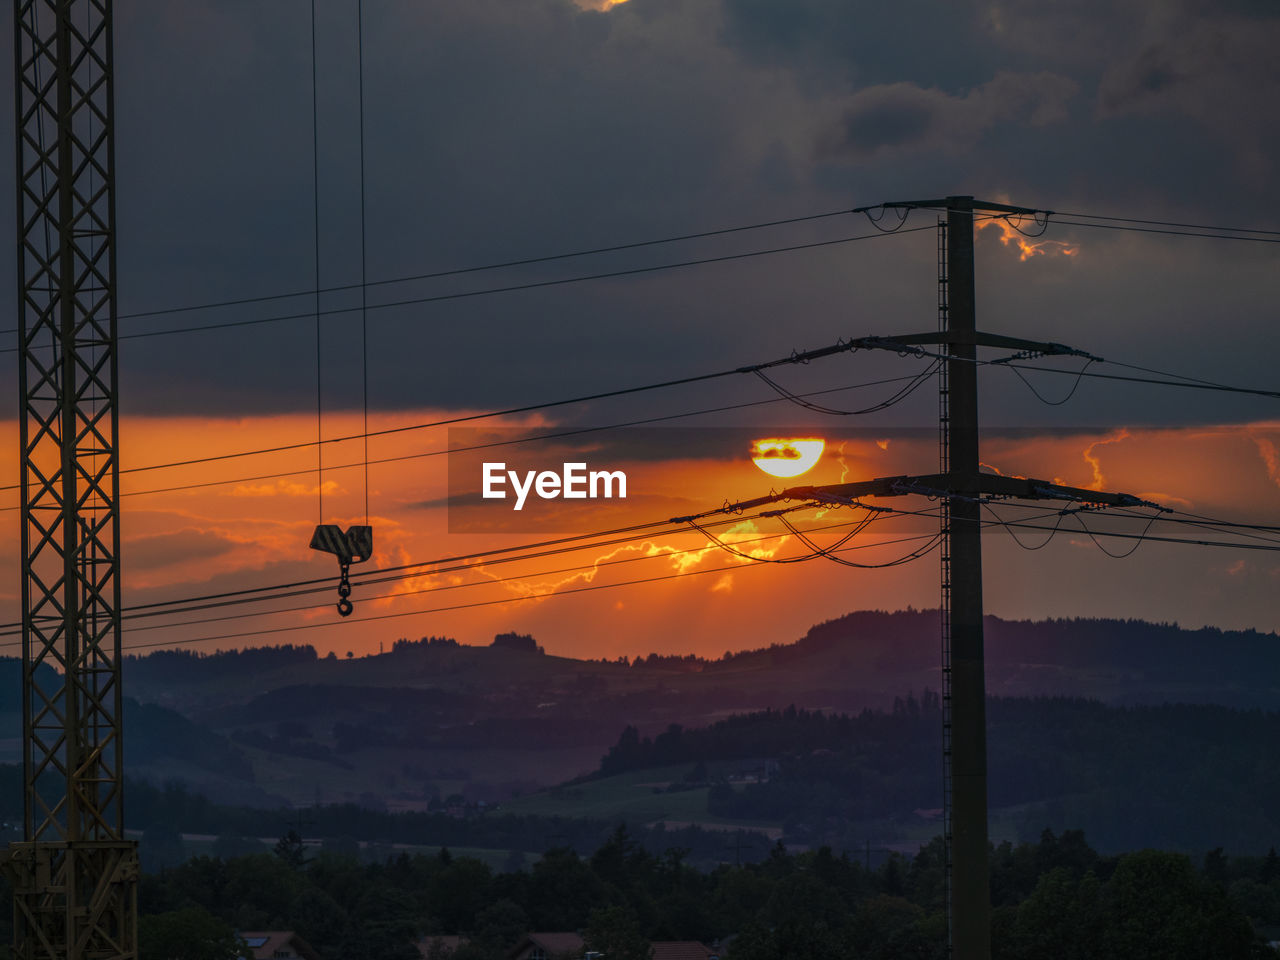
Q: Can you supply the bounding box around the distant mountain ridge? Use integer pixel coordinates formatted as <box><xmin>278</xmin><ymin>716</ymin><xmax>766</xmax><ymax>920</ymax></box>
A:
<box><xmin>1</xmin><ymin>610</ymin><xmax>1275</xmax><ymax>813</ymax></box>
<box><xmin>102</xmin><ymin>610</ymin><xmax>1280</xmax><ymax>708</ymax></box>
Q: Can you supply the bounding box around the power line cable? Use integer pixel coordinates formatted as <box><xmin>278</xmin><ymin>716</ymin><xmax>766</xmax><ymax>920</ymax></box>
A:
<box><xmin>120</xmin><ymin>515</ymin><xmax>705</xmax><ymax>615</ymax></box>
<box><xmin>1000</xmin><ymin>358</ymin><xmax>1096</xmax><ymax>406</ymax></box>
<box><xmin>1049</xmin><ymin>218</ymin><xmax>1280</xmax><ymax>244</ymax></box>
<box><xmin>775</xmin><ymin>513</ymin><xmax>942</xmax><ymax>568</ymax></box>
<box><xmin>164</xmin><ymin>507</ymin><xmax>1280</xmax><ymax>653</ymax></box>
<box><xmin>1054</xmin><ymin>211</ymin><xmax>1280</xmax><ymax>237</ymax></box>
<box><xmin>751</xmin><ymin>360</ymin><xmax>939</xmax><ymax>415</ymax></box>
<box><xmin>103</xmin><ymin>488</ymin><xmax>820</xmax><ymax>621</ymax></box>
<box><xmin>8</xmin><ymin>337</ymin><xmax>1261</xmax><ymax>496</ymax></box>
<box><xmin>124</xmin><ymin>507</ymin><xmax>806</xmax><ymax>625</ymax></box>
<box><xmin>5</xmin><ymin>492</ymin><xmax>1271</xmax><ymax>647</ymax></box>
<box><xmin>874</xmin><ymin>337</ymin><xmax>1280</xmax><ymax>402</ymax></box>
<box><xmin>7</xmin><ymin>206</ymin><xmax>1270</xmax><ymax>342</ymax></box>
<box><xmin>0</xmin><ymin>375</ymin><xmax>926</xmax><ymax>511</ymax></box>
<box><xmin>3</xmin><ymin>489</ymin><xmax>942</xmax><ymax>639</ymax></box>
<box><xmin>1100</xmin><ymin>506</ymin><xmax>1280</xmax><ymax>547</ymax></box>
<box><xmin>48</xmin><ymin>208</ymin><xmax>857</xmax><ymax>333</ymax></box>
<box><xmin>0</xmin><ymin>355</ymin><xmax>934</xmax><ymax>502</ymax></box>
<box><xmin>48</xmin><ymin>512</ymin><xmax>898</xmax><ymax>641</ymax></box>
<box><xmin>8</xmin><ymin>521</ymin><xmax>941</xmax><ymax>655</ymax></box>
<box><xmin>1</xmin><ymin>511</ymin><xmax>752</xmax><ymax>637</ymax></box>
<box><xmin>976</xmin><ymin>511</ymin><xmax>1280</xmax><ymax>554</ymax></box>
<box><xmin>685</xmin><ymin>511</ymin><xmax>878</xmax><ymax>564</ymax></box>
<box><xmin>0</xmin><ymin>225</ymin><xmax>934</xmax><ymax>353</ymax></box>
<box><xmin>55</xmin><ymin>491</ymin><xmax>1280</xmax><ymax>650</ymax></box>
<box><xmin>1157</xmin><ymin>508</ymin><xmax>1280</xmax><ymax>537</ymax></box>
<box><xmin>1004</xmin><ymin>361</ymin><xmax>1280</xmax><ymax>401</ymax></box>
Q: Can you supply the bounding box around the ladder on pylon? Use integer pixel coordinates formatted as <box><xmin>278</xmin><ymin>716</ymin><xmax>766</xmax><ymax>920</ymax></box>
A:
<box><xmin>937</xmin><ymin>216</ymin><xmax>954</xmax><ymax>956</ymax></box>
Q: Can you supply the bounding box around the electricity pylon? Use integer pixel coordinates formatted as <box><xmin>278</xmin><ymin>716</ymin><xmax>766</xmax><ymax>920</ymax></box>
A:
<box><xmin>2</xmin><ymin>2</ymin><xmax>138</xmax><ymax>959</ymax></box>
<box><xmin>739</xmin><ymin>198</ymin><xmax>1150</xmax><ymax>960</ymax></box>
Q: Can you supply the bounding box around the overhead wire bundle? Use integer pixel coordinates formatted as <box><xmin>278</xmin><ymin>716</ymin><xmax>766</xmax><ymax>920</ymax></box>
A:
<box><xmin>4</xmin><ymin>195</ymin><xmax>1278</xmax><ymax>652</ymax></box>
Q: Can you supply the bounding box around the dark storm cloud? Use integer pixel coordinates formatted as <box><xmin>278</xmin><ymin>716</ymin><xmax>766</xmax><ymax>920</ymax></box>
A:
<box><xmin>718</xmin><ymin>0</ymin><xmax>994</xmax><ymax>89</ymax></box>
<box><xmin>1094</xmin><ymin>10</ymin><xmax>1280</xmax><ymax>185</ymax></box>
<box><xmin>0</xmin><ymin>0</ymin><xmax>1275</xmax><ymax>430</ymax></box>
<box><xmin>817</xmin><ymin>72</ymin><xmax>1078</xmax><ymax>160</ymax></box>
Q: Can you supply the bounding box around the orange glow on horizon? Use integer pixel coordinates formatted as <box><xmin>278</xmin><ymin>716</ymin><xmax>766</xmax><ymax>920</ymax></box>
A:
<box><xmin>3</xmin><ymin>414</ymin><xmax>1279</xmax><ymax>659</ymax></box>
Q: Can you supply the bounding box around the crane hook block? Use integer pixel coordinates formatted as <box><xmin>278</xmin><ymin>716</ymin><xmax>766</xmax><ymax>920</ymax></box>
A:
<box><xmin>310</xmin><ymin>524</ymin><xmax>373</xmax><ymax>617</ymax></box>
<box><xmin>310</xmin><ymin>524</ymin><xmax>374</xmax><ymax>566</ymax></box>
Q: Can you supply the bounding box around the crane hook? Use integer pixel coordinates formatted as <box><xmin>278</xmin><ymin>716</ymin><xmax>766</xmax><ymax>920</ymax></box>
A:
<box><xmin>311</xmin><ymin>524</ymin><xmax>373</xmax><ymax>617</ymax></box>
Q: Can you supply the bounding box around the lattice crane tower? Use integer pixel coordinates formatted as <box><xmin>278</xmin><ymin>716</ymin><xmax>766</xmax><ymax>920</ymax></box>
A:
<box><xmin>3</xmin><ymin>1</ymin><xmax>138</xmax><ymax>958</ymax></box>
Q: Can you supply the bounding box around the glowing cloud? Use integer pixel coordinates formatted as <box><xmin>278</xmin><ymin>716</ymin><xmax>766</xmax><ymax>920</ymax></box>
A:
<box><xmin>977</xmin><ymin>217</ymin><xmax>1077</xmax><ymax>261</ymax></box>
<box><xmin>571</xmin><ymin>0</ymin><xmax>629</xmax><ymax>9</ymax></box>
<box><xmin>751</xmin><ymin>438</ymin><xmax>825</xmax><ymax>479</ymax></box>
<box><xmin>1081</xmin><ymin>428</ymin><xmax>1131</xmax><ymax>490</ymax></box>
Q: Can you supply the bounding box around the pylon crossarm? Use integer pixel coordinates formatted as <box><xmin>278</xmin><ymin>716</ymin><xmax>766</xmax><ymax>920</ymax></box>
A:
<box><xmin>787</xmin><ymin>472</ymin><xmax>1160</xmax><ymax>511</ymax></box>
<box><xmin>849</xmin><ymin>331</ymin><xmax>1096</xmax><ymax>358</ymax></box>
<box><xmin>856</xmin><ymin>198</ymin><xmax>1045</xmax><ymax>217</ymax></box>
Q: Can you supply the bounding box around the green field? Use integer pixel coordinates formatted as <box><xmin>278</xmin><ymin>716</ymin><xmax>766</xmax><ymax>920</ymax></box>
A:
<box><xmin>501</xmin><ymin>763</ymin><xmax>781</xmax><ymax>835</ymax></box>
<box><xmin>230</xmin><ymin>742</ymin><xmax>603</xmax><ymax>809</ymax></box>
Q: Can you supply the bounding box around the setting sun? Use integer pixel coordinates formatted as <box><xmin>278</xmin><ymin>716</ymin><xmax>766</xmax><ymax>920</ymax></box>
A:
<box><xmin>751</xmin><ymin>437</ymin><xmax>825</xmax><ymax>479</ymax></box>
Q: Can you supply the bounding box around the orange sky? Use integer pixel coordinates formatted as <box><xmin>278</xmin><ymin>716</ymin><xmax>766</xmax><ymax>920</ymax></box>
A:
<box><xmin>2</xmin><ymin>412</ymin><xmax>1278</xmax><ymax>662</ymax></box>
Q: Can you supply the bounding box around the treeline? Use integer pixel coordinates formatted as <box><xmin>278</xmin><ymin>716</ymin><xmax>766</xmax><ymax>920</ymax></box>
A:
<box><xmin>2</xmin><ymin>828</ymin><xmax>1273</xmax><ymax>960</ymax></box>
<box><xmin>598</xmin><ymin>694</ymin><xmax>939</xmax><ymax>777</ymax></box>
<box><xmin>593</xmin><ymin>696</ymin><xmax>1280</xmax><ymax>854</ymax></box>
<box><xmin>123</xmin><ymin>643</ymin><xmax>318</xmax><ymax>684</ymax></box>
<box><xmin>124</xmin><ymin>779</ymin><xmax>768</xmax><ymax>870</ymax></box>
<box><xmin>712</xmin><ymin>609</ymin><xmax>1280</xmax><ymax>702</ymax></box>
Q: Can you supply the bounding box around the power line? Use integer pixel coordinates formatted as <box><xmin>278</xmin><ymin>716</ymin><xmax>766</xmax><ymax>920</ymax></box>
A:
<box><xmin>1050</xmin><ymin>218</ymin><xmax>1280</xmax><ymax>244</ymax></box>
<box><xmin>13</xmin><ymin>205</ymin><xmax>1267</xmax><ymax>340</ymax></box>
<box><xmin>1054</xmin><ymin>211</ymin><xmax>1280</xmax><ymax>238</ymax></box>
<box><xmin>2</xmin><ymin>336</ymin><xmax>1257</xmax><ymax>500</ymax></box>
<box><xmin>862</xmin><ymin>203</ymin><xmax>1280</xmax><ymax>243</ymax></box>
<box><xmin>21</xmin><ymin>520</ymin><xmax>940</xmax><ymax>655</ymax></box>
<box><xmin>1001</xmin><ymin>358</ymin><xmax>1095</xmax><ymax>407</ymax></box>
<box><xmin>132</xmin><ymin>497</ymin><xmax>1280</xmax><ymax>629</ymax></box>
<box><xmin>1155</xmin><ymin>508</ymin><xmax>1280</xmax><ymax>538</ymax></box>
<box><xmin>56</xmin><ymin>513</ymin><xmax>902</xmax><ymax>642</ymax></box>
<box><xmin>867</xmin><ymin>337</ymin><xmax>1280</xmax><ymax>402</ymax></box>
<box><xmin>3</xmin><ymin>344</ymin><xmax>1270</xmax><ymax>515</ymax></box>
<box><xmin>37</xmin><ymin>497</ymin><xmax>1280</xmax><ymax>654</ymax></box>
<box><xmin>70</xmin><ymin>342</ymin><xmax>924</xmax><ymax>480</ymax></box>
<box><xmin>129</xmin><ymin>509</ymin><xmax>803</xmax><ymax>625</ymax></box>
<box><xmin>1</xmin><ymin>487</ymin><xmax>943</xmax><ymax>642</ymax></box>
<box><xmin>95</xmin><ymin>493</ymin><xmax>828</xmax><ymax>625</ymax></box>
<box><xmin>0</xmin><ymin>367</ymin><xmax>935</xmax><ymax>507</ymax></box>
<box><xmin>1004</xmin><ymin>360</ymin><xmax>1280</xmax><ymax>401</ymax></box>
<box><xmin>79</xmin><ymin>209</ymin><xmax>857</xmax><ymax>331</ymax></box>
<box><xmin>4</xmin><ymin>486</ymin><xmax>1271</xmax><ymax>650</ymax></box>
<box><xmin>116</xmin><ymin>487</ymin><xmax>927</xmax><ymax>631</ymax></box>
<box><xmin>0</xmin><ymin>224</ymin><xmax>932</xmax><ymax>353</ymax></box>
<box><xmin>984</xmin><ymin>514</ymin><xmax>1280</xmax><ymax>554</ymax></box>
<box><xmin>0</xmin><ymin>509</ymin><xmax>743</xmax><ymax>636</ymax></box>
<box><xmin>123</xmin><ymin>515</ymin><xmax>706</xmax><ymax>615</ymax></box>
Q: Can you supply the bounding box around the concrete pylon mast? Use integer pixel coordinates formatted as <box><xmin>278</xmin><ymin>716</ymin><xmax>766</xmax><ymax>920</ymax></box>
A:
<box><xmin>4</xmin><ymin>1</ymin><xmax>138</xmax><ymax>958</ymax></box>
<box><xmin>733</xmin><ymin>197</ymin><xmax>1145</xmax><ymax>959</ymax></box>
<box><xmin>853</xmin><ymin>197</ymin><xmax>1127</xmax><ymax>958</ymax></box>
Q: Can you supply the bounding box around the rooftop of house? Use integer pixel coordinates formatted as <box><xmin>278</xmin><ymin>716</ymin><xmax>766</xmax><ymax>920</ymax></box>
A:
<box><xmin>239</xmin><ymin>931</ymin><xmax>321</xmax><ymax>960</ymax></box>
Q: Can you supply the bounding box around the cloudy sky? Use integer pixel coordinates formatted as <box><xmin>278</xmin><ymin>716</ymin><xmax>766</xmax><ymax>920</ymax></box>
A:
<box><xmin>1</xmin><ymin>0</ymin><xmax>1278</xmax><ymax>659</ymax></box>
